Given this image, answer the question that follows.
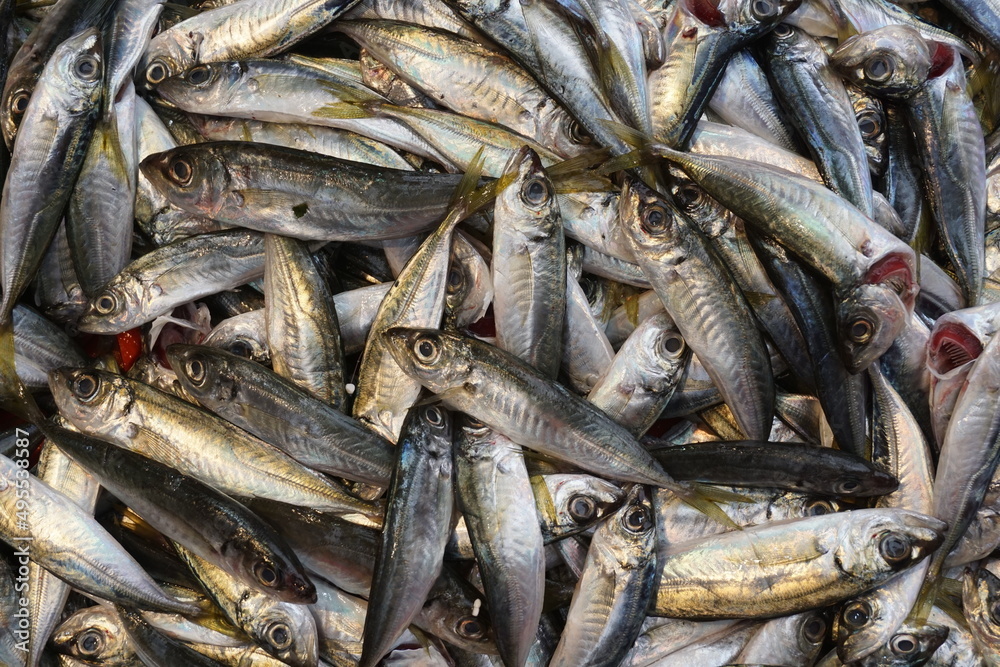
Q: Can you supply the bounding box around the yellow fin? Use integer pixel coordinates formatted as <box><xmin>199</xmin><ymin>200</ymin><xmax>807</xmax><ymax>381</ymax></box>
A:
<box><xmin>311</xmin><ymin>102</ymin><xmax>375</xmax><ymax>121</ymax></box>
<box><xmin>0</xmin><ymin>322</ymin><xmax>44</xmax><ymax>425</ymax></box>
<box><xmin>671</xmin><ymin>483</ymin><xmax>741</xmax><ymax>531</ymax></box>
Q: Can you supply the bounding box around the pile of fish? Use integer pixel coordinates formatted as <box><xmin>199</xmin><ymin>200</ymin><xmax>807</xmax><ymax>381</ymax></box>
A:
<box><xmin>3</xmin><ymin>0</ymin><xmax>1000</xmax><ymax>663</ymax></box>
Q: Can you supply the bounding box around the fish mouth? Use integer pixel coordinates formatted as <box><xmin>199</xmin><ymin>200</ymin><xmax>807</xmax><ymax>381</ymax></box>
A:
<box><xmin>928</xmin><ymin>322</ymin><xmax>983</xmax><ymax>376</ymax></box>
<box><xmin>864</xmin><ymin>254</ymin><xmax>917</xmax><ymax>311</ymax></box>
<box><xmin>896</xmin><ymin>511</ymin><xmax>948</xmax><ymax>557</ymax></box>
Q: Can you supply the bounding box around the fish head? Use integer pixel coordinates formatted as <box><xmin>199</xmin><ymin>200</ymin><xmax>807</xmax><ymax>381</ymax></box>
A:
<box><xmin>605</xmin><ymin>484</ymin><xmax>657</xmax><ymax>560</ymax></box>
<box><xmin>2</xmin><ymin>27</ymin><xmax>103</xmax><ymax>148</ymax></box>
<box><xmin>846</xmin><ymin>85</ymin><xmax>887</xmax><ymax>177</ymax></box>
<box><xmin>139</xmin><ymin>145</ymin><xmax>230</xmax><ymax>219</ymax></box>
<box><xmin>545</xmin><ymin>108</ymin><xmax>593</xmax><ymax>158</ymax></box>
<box><xmin>495</xmin><ymin>145</ymin><xmax>560</xmax><ymax>238</ymax></box>
<box><xmin>446</xmin><ymin>240</ymin><xmax>493</xmax><ymax>329</ymax></box>
<box><xmin>829</xmin><ymin>26</ymin><xmax>931</xmax><ymax>99</ymax></box>
<box><xmin>844</xmin><ymin>621</ymin><xmax>950</xmax><ymax>666</ymax></box>
<box><xmin>668</xmin><ymin>170</ymin><xmax>733</xmax><ymax>239</ymax></box>
<box><xmin>52</xmin><ymin>28</ymin><xmax>104</xmax><ymax>113</ymax></box>
<box><xmin>165</xmin><ymin>344</ymin><xmax>239</xmax><ymax>407</ymax></box>
<box><xmin>536</xmin><ymin>474</ymin><xmax>626</xmax><ymax>541</ymax></box>
<box><xmin>230</xmin><ymin>544</ymin><xmax>318</xmax><ymax>605</ymax></box>
<box><xmin>51</xmin><ymin>605</ymin><xmax>130</xmax><ymax>663</ymax></box>
<box><xmin>762</xmin><ymin>22</ymin><xmax>810</xmax><ymax>60</ymax></box>
<box><xmin>77</xmin><ymin>281</ymin><xmax>143</xmax><ymax>334</ymax></box>
<box><xmin>49</xmin><ymin>368</ymin><xmax>134</xmax><ymax>435</ymax></box>
<box><xmin>837</xmin><ymin>283</ymin><xmax>908</xmax><ymax>373</ymax></box>
<box><xmin>252</xmin><ymin>602</ymin><xmax>319</xmax><ymax>667</ymax></box>
<box><xmin>419</xmin><ymin>567</ymin><xmax>499</xmax><ymax>655</ymax></box>
<box><xmin>724</xmin><ymin>0</ymin><xmax>803</xmax><ymax>35</ymax></box>
<box><xmin>383</xmin><ymin>327</ymin><xmax>475</xmax><ymax>395</ymax></box>
<box><xmin>964</xmin><ymin>560</ymin><xmax>1000</xmax><ymax>647</ymax></box>
<box><xmin>620</xmin><ymin>179</ymin><xmax>686</xmax><ymax>262</ymax></box>
<box><xmin>838</xmin><ymin>509</ymin><xmax>945</xmax><ymax>580</ymax></box>
<box><xmin>834</xmin><ymin>588</ymin><xmax>905</xmax><ymax>662</ymax></box>
<box><xmin>157</xmin><ymin>61</ymin><xmax>244</xmax><ymax>109</ymax></box>
<box><xmin>399</xmin><ymin>402</ymin><xmax>454</xmax><ymax>461</ymax></box>
<box><xmin>141</xmin><ymin>27</ymin><xmax>203</xmax><ymax>91</ymax></box>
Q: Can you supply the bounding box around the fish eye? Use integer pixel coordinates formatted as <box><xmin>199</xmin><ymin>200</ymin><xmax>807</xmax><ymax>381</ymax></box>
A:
<box><xmin>413</xmin><ymin>336</ymin><xmax>440</xmax><ymax>364</ymax></box>
<box><xmin>673</xmin><ymin>184</ymin><xmax>704</xmax><ymax>211</ymax></box>
<box><xmin>521</xmin><ymin>177</ymin><xmax>550</xmax><ymax>207</ymax></box>
<box><xmin>802</xmin><ymin>615</ymin><xmax>826</xmax><ymax>643</ymax></box>
<box><xmin>447</xmin><ymin>265</ymin><xmax>465</xmax><ymax>291</ymax></box>
<box><xmin>76</xmin><ymin>628</ymin><xmax>105</xmax><ymax>656</ymax></box>
<box><xmin>622</xmin><ymin>504</ymin><xmax>652</xmax><ymax>533</ymax></box>
<box><xmin>660</xmin><ymin>332</ymin><xmax>685</xmax><ymax>358</ymax></box>
<box><xmin>858</xmin><ymin>114</ymin><xmax>880</xmax><ymax>138</ymax></box>
<box><xmin>229</xmin><ymin>340</ymin><xmax>253</xmax><ymax>358</ymax></box>
<box><xmin>864</xmin><ymin>55</ymin><xmax>894</xmax><ymax>82</ymax></box>
<box><xmin>879</xmin><ymin>532</ymin><xmax>911</xmax><ymax>564</ymax></box>
<box><xmin>751</xmin><ymin>0</ymin><xmax>779</xmax><ymax>18</ymax></box>
<box><xmin>642</xmin><ymin>204</ymin><xmax>669</xmax><ymax>234</ymax></box>
<box><xmin>254</xmin><ymin>561</ymin><xmax>278</xmax><ymax>587</ymax></box>
<box><xmin>805</xmin><ymin>499</ymin><xmax>834</xmax><ymax>516</ymax></box>
<box><xmin>890</xmin><ymin>633</ymin><xmax>918</xmax><ymax>656</ymax></box>
<box><xmin>72</xmin><ymin>373</ymin><xmax>101</xmax><ymax>401</ymax></box>
<box><xmin>849</xmin><ymin>318</ymin><xmax>873</xmax><ymax>344</ymax></box>
<box><xmin>11</xmin><ymin>92</ymin><xmax>29</xmax><ymax>115</ymax></box>
<box><xmin>184</xmin><ymin>359</ymin><xmax>207</xmax><ymax>385</ymax></box>
<box><xmin>842</xmin><ymin>601</ymin><xmax>871</xmax><ymax>628</ymax></box>
<box><xmin>94</xmin><ymin>292</ymin><xmax>118</xmax><ymax>315</ymax></box>
<box><xmin>464</xmin><ymin>416</ymin><xmax>488</xmax><ymax>430</ymax></box>
<box><xmin>567</xmin><ymin>494</ymin><xmax>597</xmax><ymax>521</ymax></box>
<box><xmin>74</xmin><ymin>55</ymin><xmax>100</xmax><ymax>81</ymax></box>
<box><xmin>423</xmin><ymin>406</ymin><xmax>445</xmax><ymax>427</ymax></box>
<box><xmin>146</xmin><ymin>61</ymin><xmax>169</xmax><ymax>84</ymax></box>
<box><xmin>167</xmin><ymin>156</ymin><xmax>193</xmax><ymax>186</ymax></box>
<box><xmin>456</xmin><ymin>616</ymin><xmax>485</xmax><ymax>639</ymax></box>
<box><xmin>265</xmin><ymin>622</ymin><xmax>292</xmax><ymax>650</ymax></box>
<box><xmin>772</xmin><ymin>23</ymin><xmax>793</xmax><ymax>38</ymax></box>
<box><xmin>569</xmin><ymin>120</ymin><xmax>591</xmax><ymax>145</ymax></box>
<box><xmin>836</xmin><ymin>478</ymin><xmax>861</xmax><ymax>494</ymax></box>
<box><xmin>186</xmin><ymin>65</ymin><xmax>211</xmax><ymax>85</ymax></box>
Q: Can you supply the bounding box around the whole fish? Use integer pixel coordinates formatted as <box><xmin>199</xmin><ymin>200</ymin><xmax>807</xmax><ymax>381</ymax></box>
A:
<box><xmin>361</xmin><ymin>405</ymin><xmax>454</xmax><ymax>667</ymax></box>
<box><xmin>383</xmin><ymin>326</ymin><xmax>683</xmax><ymax>489</ymax></box>
<box><xmin>141</xmin><ymin>0</ymin><xmax>363</xmax><ymax>86</ymax></box>
<box><xmin>168</xmin><ymin>344</ymin><xmax>395</xmax><ymax>487</ymax></box>
<box><xmin>46</xmin><ymin>422</ymin><xmax>316</xmax><ymax>604</ymax></box>
<box><xmin>0</xmin><ymin>451</ymin><xmax>196</xmax><ymax>615</ymax></box>
<box><xmin>140</xmin><ymin>142</ymin><xmax>470</xmax><ymax>242</ymax></box>
<box><xmin>550</xmin><ymin>485</ymin><xmax>657</xmax><ymax>667</ymax></box>
<box><xmin>264</xmin><ymin>233</ymin><xmax>346</xmax><ymax>409</ymax></box>
<box><xmin>651</xmin><ymin>508</ymin><xmax>944</xmax><ymax>618</ymax></box>
<box><xmin>830</xmin><ymin>26</ymin><xmax>986</xmax><ymax>306</ymax></box>
<box><xmin>0</xmin><ymin>28</ymin><xmax>104</xmax><ymax>322</ymax></box>
<box><xmin>619</xmin><ymin>177</ymin><xmax>774</xmax><ymax>440</ymax></box>
<box><xmin>174</xmin><ymin>544</ymin><xmax>319</xmax><ymax>667</ymax></box>
<box><xmin>48</xmin><ymin>368</ymin><xmax>383</xmax><ymax>524</ymax></box>
<box><xmin>651</xmin><ymin>142</ymin><xmax>917</xmax><ymax>373</ymax></box>
<box><xmin>75</xmin><ymin>230</ymin><xmax>265</xmax><ymax>334</ymax></box>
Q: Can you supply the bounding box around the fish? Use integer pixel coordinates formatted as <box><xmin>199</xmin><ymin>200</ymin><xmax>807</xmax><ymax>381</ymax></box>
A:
<box><xmin>0</xmin><ymin>28</ymin><xmax>104</xmax><ymax>322</ymax></box>
<box><xmin>361</xmin><ymin>404</ymin><xmax>454</xmax><ymax>667</ymax></box>
<box><xmin>651</xmin><ymin>508</ymin><xmax>945</xmax><ymax>619</ymax></box>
